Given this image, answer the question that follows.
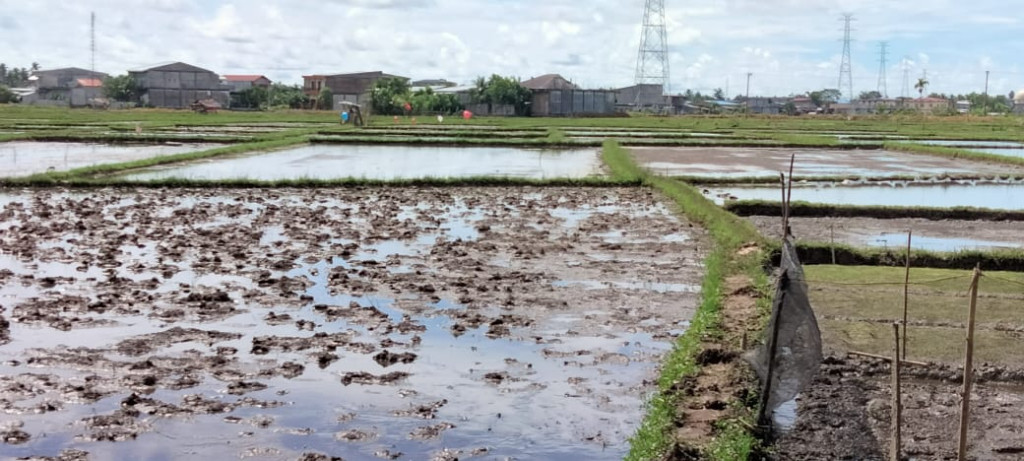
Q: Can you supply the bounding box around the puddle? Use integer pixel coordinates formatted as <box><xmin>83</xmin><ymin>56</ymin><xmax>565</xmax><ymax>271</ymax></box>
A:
<box><xmin>0</xmin><ymin>142</ymin><xmax>215</xmax><ymax>177</ymax></box>
<box><xmin>917</xmin><ymin>140</ymin><xmax>1024</xmax><ymax>148</ymax></box>
<box><xmin>865</xmin><ymin>233</ymin><xmax>1023</xmax><ymax>252</ymax></box>
<box><xmin>631</xmin><ymin>146</ymin><xmax>1024</xmax><ymax>178</ymax></box>
<box><xmin>707</xmin><ymin>182</ymin><xmax>1024</xmax><ymax>210</ymax></box>
<box><xmin>0</xmin><ymin>188</ymin><xmax>704</xmax><ymax>460</ymax></box>
<box><xmin>121</xmin><ymin>144</ymin><xmax>603</xmax><ymax>181</ymax></box>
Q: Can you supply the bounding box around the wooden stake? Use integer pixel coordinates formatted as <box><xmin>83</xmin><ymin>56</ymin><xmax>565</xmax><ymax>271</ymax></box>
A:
<box><xmin>786</xmin><ymin>155</ymin><xmax>796</xmax><ymax>235</ymax></box>
<box><xmin>890</xmin><ymin>323</ymin><xmax>902</xmax><ymax>461</ymax></box>
<box><xmin>780</xmin><ymin>173</ymin><xmax>787</xmax><ymax>240</ymax></box>
<box><xmin>957</xmin><ymin>266</ymin><xmax>982</xmax><ymax>461</ymax></box>
<box><xmin>902</xmin><ymin>231</ymin><xmax>912</xmax><ymax>361</ymax></box>
<box><xmin>848</xmin><ymin>351</ymin><xmax>928</xmax><ymax>367</ymax></box>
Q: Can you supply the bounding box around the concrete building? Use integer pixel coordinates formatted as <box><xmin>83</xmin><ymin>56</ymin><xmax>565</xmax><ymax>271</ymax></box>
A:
<box><xmin>221</xmin><ymin>75</ymin><xmax>272</xmax><ymax>92</ymax></box>
<box><xmin>615</xmin><ymin>84</ymin><xmax>667</xmax><ymax>110</ymax></box>
<box><xmin>744</xmin><ymin>97</ymin><xmax>793</xmax><ymax>115</ymax></box>
<box><xmin>902</xmin><ymin>97</ymin><xmax>951</xmax><ymax>115</ymax></box>
<box><xmin>521</xmin><ymin>74</ymin><xmax>579</xmax><ymax>92</ymax></box>
<box><xmin>303</xmin><ymin>71</ymin><xmax>406</xmax><ymax>107</ymax></box>
<box><xmin>130</xmin><ymin>62</ymin><xmax>230</xmax><ymax>109</ymax></box>
<box><xmin>1015</xmin><ymin>90</ymin><xmax>1024</xmax><ymax>114</ymax></box>
<box><xmin>27</xmin><ymin>67</ymin><xmax>109</xmax><ymax>107</ymax></box>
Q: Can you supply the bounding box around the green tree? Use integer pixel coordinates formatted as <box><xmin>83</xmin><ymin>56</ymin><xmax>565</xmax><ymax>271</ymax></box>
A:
<box><xmin>0</xmin><ymin>85</ymin><xmax>17</xmax><ymax>104</ymax></box>
<box><xmin>318</xmin><ymin>87</ymin><xmax>334</xmax><ymax>110</ymax></box>
<box><xmin>858</xmin><ymin>90</ymin><xmax>882</xmax><ymax>100</ymax></box>
<box><xmin>914</xmin><ymin>78</ymin><xmax>929</xmax><ymax>98</ymax></box>
<box><xmin>265</xmin><ymin>84</ymin><xmax>308</xmax><ymax>109</ymax></box>
<box><xmin>781</xmin><ymin>101</ymin><xmax>798</xmax><ymax>116</ymax></box>
<box><xmin>470</xmin><ymin>75</ymin><xmax>532</xmax><ymax>115</ymax></box>
<box><xmin>713</xmin><ymin>88</ymin><xmax>725</xmax><ymax>100</ymax></box>
<box><xmin>371</xmin><ymin>77</ymin><xmax>411</xmax><ymax>115</ymax></box>
<box><xmin>102</xmin><ymin>74</ymin><xmax>141</xmax><ymax>102</ymax></box>
<box><xmin>233</xmin><ymin>86</ymin><xmax>269</xmax><ymax>109</ymax></box>
<box><xmin>809</xmin><ymin>89</ymin><xmax>841</xmax><ymax>108</ymax></box>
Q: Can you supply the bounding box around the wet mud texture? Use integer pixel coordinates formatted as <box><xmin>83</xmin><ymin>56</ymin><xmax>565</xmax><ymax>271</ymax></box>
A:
<box><xmin>773</xmin><ymin>357</ymin><xmax>1024</xmax><ymax>460</ymax></box>
<box><xmin>0</xmin><ymin>187</ymin><xmax>706</xmax><ymax>460</ymax></box>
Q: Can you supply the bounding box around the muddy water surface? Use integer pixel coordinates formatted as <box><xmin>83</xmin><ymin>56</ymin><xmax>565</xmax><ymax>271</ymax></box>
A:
<box><xmin>0</xmin><ymin>142</ymin><xmax>214</xmax><ymax>178</ymax></box>
<box><xmin>0</xmin><ymin>188</ymin><xmax>704</xmax><ymax>460</ymax></box>
<box><xmin>123</xmin><ymin>145</ymin><xmax>604</xmax><ymax>181</ymax></box>
<box><xmin>707</xmin><ymin>182</ymin><xmax>1024</xmax><ymax>210</ymax></box>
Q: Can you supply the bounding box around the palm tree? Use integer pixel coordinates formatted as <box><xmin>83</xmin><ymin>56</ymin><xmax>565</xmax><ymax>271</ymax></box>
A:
<box><xmin>914</xmin><ymin>78</ymin><xmax>929</xmax><ymax>98</ymax></box>
<box><xmin>30</xmin><ymin>62</ymin><xmax>40</xmax><ymax>72</ymax></box>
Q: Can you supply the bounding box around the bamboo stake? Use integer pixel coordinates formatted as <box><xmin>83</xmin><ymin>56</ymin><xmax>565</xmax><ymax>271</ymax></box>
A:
<box><xmin>848</xmin><ymin>351</ymin><xmax>928</xmax><ymax>367</ymax></box>
<box><xmin>902</xmin><ymin>231</ymin><xmax>912</xmax><ymax>361</ymax></box>
<box><xmin>780</xmin><ymin>173</ymin><xmax>787</xmax><ymax>240</ymax></box>
<box><xmin>786</xmin><ymin>155</ymin><xmax>795</xmax><ymax>235</ymax></box>
<box><xmin>957</xmin><ymin>266</ymin><xmax>982</xmax><ymax>461</ymax></box>
<box><xmin>890</xmin><ymin>323</ymin><xmax>902</xmax><ymax>461</ymax></box>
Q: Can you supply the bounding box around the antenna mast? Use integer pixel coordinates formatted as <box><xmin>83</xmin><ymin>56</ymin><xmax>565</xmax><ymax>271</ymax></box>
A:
<box><xmin>838</xmin><ymin>13</ymin><xmax>854</xmax><ymax>101</ymax></box>
<box><xmin>634</xmin><ymin>0</ymin><xmax>670</xmax><ymax>106</ymax></box>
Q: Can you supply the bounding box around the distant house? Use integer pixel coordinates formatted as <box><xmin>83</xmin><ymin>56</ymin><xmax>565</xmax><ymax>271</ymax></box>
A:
<box><xmin>791</xmin><ymin>96</ymin><xmax>817</xmax><ymax>113</ymax></box>
<box><xmin>411</xmin><ymin>79</ymin><xmax>457</xmax><ymax>91</ymax></box>
<box><xmin>27</xmin><ymin>67</ymin><xmax>109</xmax><ymax>107</ymax></box>
<box><xmin>523</xmin><ymin>74</ymin><xmax>616</xmax><ymax>117</ymax></box>
<box><xmin>1015</xmin><ymin>90</ymin><xmax>1024</xmax><ymax>114</ymax></box>
<box><xmin>303</xmin><ymin>71</ymin><xmax>407</xmax><ymax>109</ymax></box>
<box><xmin>955</xmin><ymin>100</ymin><xmax>971</xmax><ymax>114</ymax></box>
<box><xmin>130</xmin><ymin>62</ymin><xmax>231</xmax><ymax>109</ymax></box>
<box><xmin>901</xmin><ymin>97</ymin><xmax>951</xmax><ymax>115</ymax></box>
<box><xmin>221</xmin><ymin>75</ymin><xmax>272</xmax><ymax>92</ymax></box>
<box><xmin>745</xmin><ymin>97</ymin><xmax>793</xmax><ymax>115</ymax></box>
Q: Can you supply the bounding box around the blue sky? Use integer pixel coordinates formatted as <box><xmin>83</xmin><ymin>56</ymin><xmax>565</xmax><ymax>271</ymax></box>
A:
<box><xmin>2</xmin><ymin>0</ymin><xmax>1021</xmax><ymax>98</ymax></box>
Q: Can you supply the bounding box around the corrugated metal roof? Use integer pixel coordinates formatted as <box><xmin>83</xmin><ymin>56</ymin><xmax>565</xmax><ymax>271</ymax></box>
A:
<box><xmin>130</xmin><ymin>62</ymin><xmax>215</xmax><ymax>74</ymax></box>
<box><xmin>76</xmin><ymin>78</ymin><xmax>104</xmax><ymax>88</ymax></box>
<box><xmin>223</xmin><ymin>75</ymin><xmax>269</xmax><ymax>82</ymax></box>
<box><xmin>521</xmin><ymin>74</ymin><xmax>579</xmax><ymax>91</ymax></box>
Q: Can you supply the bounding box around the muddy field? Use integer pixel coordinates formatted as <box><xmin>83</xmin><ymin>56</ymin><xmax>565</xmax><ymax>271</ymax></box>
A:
<box><xmin>746</xmin><ymin>216</ymin><xmax>1024</xmax><ymax>252</ymax></box>
<box><xmin>629</xmin><ymin>146</ymin><xmax>1024</xmax><ymax>178</ymax></box>
<box><xmin>0</xmin><ymin>187</ymin><xmax>705</xmax><ymax>460</ymax></box>
<box><xmin>774</xmin><ymin>356</ymin><xmax>1024</xmax><ymax>460</ymax></box>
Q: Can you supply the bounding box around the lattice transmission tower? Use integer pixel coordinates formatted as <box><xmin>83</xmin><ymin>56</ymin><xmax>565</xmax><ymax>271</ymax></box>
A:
<box><xmin>634</xmin><ymin>0</ymin><xmax>670</xmax><ymax>103</ymax></box>
<box><xmin>837</xmin><ymin>13</ymin><xmax>854</xmax><ymax>101</ymax></box>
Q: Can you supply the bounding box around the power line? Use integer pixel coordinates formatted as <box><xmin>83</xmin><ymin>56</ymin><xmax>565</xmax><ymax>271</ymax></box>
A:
<box><xmin>838</xmin><ymin>13</ymin><xmax>855</xmax><ymax>101</ymax></box>
<box><xmin>90</xmin><ymin>12</ymin><xmax>96</xmax><ymax>73</ymax></box>
<box><xmin>634</xmin><ymin>0</ymin><xmax>670</xmax><ymax>104</ymax></box>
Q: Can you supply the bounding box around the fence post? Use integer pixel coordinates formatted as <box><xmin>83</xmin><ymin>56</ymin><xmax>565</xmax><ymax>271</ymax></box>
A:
<box><xmin>890</xmin><ymin>323</ymin><xmax>902</xmax><ymax>461</ymax></box>
<box><xmin>902</xmin><ymin>231</ymin><xmax>912</xmax><ymax>360</ymax></box>
<box><xmin>957</xmin><ymin>266</ymin><xmax>982</xmax><ymax>460</ymax></box>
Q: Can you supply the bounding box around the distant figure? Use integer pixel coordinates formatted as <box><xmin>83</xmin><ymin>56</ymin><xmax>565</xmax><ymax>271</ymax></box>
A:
<box><xmin>341</xmin><ymin>111</ymin><xmax>350</xmax><ymax>124</ymax></box>
<box><xmin>437</xmin><ymin>115</ymin><xmax>444</xmax><ymax>124</ymax></box>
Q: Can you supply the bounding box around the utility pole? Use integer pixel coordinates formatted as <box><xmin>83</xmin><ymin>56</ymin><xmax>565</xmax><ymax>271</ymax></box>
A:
<box><xmin>838</xmin><ymin>13</ymin><xmax>855</xmax><ymax>101</ymax></box>
<box><xmin>877</xmin><ymin>42</ymin><xmax>889</xmax><ymax>98</ymax></box>
<box><xmin>901</xmin><ymin>56</ymin><xmax>911</xmax><ymax>99</ymax></box>
<box><xmin>90</xmin><ymin>12</ymin><xmax>96</xmax><ymax>74</ymax></box>
<box><xmin>984</xmin><ymin>70</ymin><xmax>990</xmax><ymax>114</ymax></box>
<box><xmin>746</xmin><ymin>72</ymin><xmax>753</xmax><ymax>112</ymax></box>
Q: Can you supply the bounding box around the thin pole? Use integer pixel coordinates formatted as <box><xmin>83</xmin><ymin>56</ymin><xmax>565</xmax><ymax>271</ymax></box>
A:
<box><xmin>984</xmin><ymin>70</ymin><xmax>990</xmax><ymax>114</ymax></box>
<box><xmin>830</xmin><ymin>224</ymin><xmax>837</xmax><ymax>265</ymax></box>
<box><xmin>780</xmin><ymin>173</ymin><xmax>787</xmax><ymax>240</ymax></box>
<box><xmin>746</xmin><ymin>72</ymin><xmax>753</xmax><ymax>112</ymax></box>
<box><xmin>957</xmin><ymin>266</ymin><xmax>982</xmax><ymax>460</ymax></box>
<box><xmin>890</xmin><ymin>323</ymin><xmax>902</xmax><ymax>461</ymax></box>
<box><xmin>786</xmin><ymin>155</ymin><xmax>795</xmax><ymax>236</ymax></box>
<box><xmin>902</xmin><ymin>231</ymin><xmax>912</xmax><ymax>360</ymax></box>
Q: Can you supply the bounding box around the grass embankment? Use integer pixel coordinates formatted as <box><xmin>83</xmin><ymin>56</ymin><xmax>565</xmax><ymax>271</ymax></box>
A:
<box><xmin>805</xmin><ymin>265</ymin><xmax>1024</xmax><ymax>368</ymax></box>
<box><xmin>604</xmin><ymin>140</ymin><xmax>769</xmax><ymax>460</ymax></box>
<box><xmin>787</xmin><ymin>242</ymin><xmax>1024</xmax><ymax>272</ymax></box>
<box><xmin>885</xmin><ymin>141</ymin><xmax>1024</xmax><ymax>167</ymax></box>
<box><xmin>726</xmin><ymin>200</ymin><xmax>1024</xmax><ymax>221</ymax></box>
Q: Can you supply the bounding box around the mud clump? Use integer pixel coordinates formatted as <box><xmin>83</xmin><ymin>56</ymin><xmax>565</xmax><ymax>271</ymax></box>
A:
<box><xmin>409</xmin><ymin>422</ymin><xmax>456</xmax><ymax>440</ymax></box>
<box><xmin>373</xmin><ymin>350</ymin><xmax>418</xmax><ymax>368</ymax></box>
<box><xmin>297</xmin><ymin>453</ymin><xmax>345</xmax><ymax>461</ymax></box>
<box><xmin>335</xmin><ymin>429</ymin><xmax>376</xmax><ymax>442</ymax></box>
<box><xmin>340</xmin><ymin>372</ymin><xmax>411</xmax><ymax>386</ymax></box>
<box><xmin>115</xmin><ymin>328</ymin><xmax>242</xmax><ymax>356</ymax></box>
<box><xmin>15</xmin><ymin>449</ymin><xmax>90</xmax><ymax>461</ymax></box>
<box><xmin>393</xmin><ymin>400</ymin><xmax>447</xmax><ymax>419</ymax></box>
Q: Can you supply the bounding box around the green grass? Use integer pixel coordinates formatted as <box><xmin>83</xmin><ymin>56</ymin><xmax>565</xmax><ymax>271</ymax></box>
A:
<box><xmin>726</xmin><ymin>200</ymin><xmax>1024</xmax><ymax>221</ymax></box>
<box><xmin>806</xmin><ymin>265</ymin><xmax>1024</xmax><ymax>367</ymax></box>
<box><xmin>790</xmin><ymin>241</ymin><xmax>1024</xmax><ymax>271</ymax></box>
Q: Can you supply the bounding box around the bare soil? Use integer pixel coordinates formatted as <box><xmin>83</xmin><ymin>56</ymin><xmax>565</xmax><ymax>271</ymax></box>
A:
<box><xmin>0</xmin><ymin>187</ymin><xmax>706</xmax><ymax>460</ymax></box>
<box><xmin>773</xmin><ymin>356</ymin><xmax>1024</xmax><ymax>461</ymax></box>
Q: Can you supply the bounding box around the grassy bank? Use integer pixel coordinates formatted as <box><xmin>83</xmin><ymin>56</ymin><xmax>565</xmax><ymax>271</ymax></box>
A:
<box><xmin>604</xmin><ymin>140</ymin><xmax>769</xmax><ymax>460</ymax></box>
<box><xmin>885</xmin><ymin>141</ymin><xmax>1024</xmax><ymax>167</ymax></box>
<box><xmin>726</xmin><ymin>200</ymin><xmax>1024</xmax><ymax>221</ymax></box>
<box><xmin>787</xmin><ymin>241</ymin><xmax>1024</xmax><ymax>272</ymax></box>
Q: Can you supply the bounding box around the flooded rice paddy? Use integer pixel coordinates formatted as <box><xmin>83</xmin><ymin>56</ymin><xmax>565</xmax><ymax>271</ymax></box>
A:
<box><xmin>0</xmin><ymin>187</ymin><xmax>704</xmax><ymax>460</ymax></box>
<box><xmin>746</xmin><ymin>216</ymin><xmax>1024</xmax><ymax>252</ymax></box>
<box><xmin>0</xmin><ymin>142</ymin><xmax>214</xmax><ymax>178</ymax></box>
<box><xmin>705</xmin><ymin>181</ymin><xmax>1024</xmax><ymax>210</ymax></box>
<box><xmin>123</xmin><ymin>145</ymin><xmax>604</xmax><ymax>181</ymax></box>
<box><xmin>629</xmin><ymin>146</ymin><xmax>1023</xmax><ymax>178</ymax></box>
